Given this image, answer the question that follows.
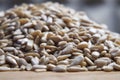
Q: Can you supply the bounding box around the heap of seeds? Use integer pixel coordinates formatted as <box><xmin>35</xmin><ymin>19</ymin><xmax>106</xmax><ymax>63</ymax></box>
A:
<box><xmin>0</xmin><ymin>2</ymin><xmax>120</xmax><ymax>72</ymax></box>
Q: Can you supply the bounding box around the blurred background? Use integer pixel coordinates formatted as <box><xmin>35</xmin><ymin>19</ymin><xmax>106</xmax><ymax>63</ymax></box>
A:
<box><xmin>0</xmin><ymin>0</ymin><xmax>120</xmax><ymax>33</ymax></box>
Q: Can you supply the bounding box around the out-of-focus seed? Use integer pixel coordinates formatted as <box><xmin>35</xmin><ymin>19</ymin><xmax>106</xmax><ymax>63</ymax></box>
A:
<box><xmin>53</xmin><ymin>65</ymin><xmax>67</xmax><ymax>72</ymax></box>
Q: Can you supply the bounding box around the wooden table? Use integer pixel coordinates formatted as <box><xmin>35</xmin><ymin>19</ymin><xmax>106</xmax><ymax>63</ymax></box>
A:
<box><xmin>0</xmin><ymin>71</ymin><xmax>120</xmax><ymax>80</ymax></box>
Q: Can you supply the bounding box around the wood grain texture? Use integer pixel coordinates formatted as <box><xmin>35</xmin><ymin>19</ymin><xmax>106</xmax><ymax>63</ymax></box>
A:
<box><xmin>0</xmin><ymin>71</ymin><xmax>120</xmax><ymax>80</ymax></box>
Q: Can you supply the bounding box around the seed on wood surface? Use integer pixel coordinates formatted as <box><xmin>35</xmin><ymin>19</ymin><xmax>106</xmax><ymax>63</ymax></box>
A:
<box><xmin>10</xmin><ymin>68</ymin><xmax>20</xmax><ymax>71</ymax></box>
<box><xmin>0</xmin><ymin>2</ymin><xmax>119</xmax><ymax>72</ymax></box>
<box><xmin>102</xmin><ymin>66</ymin><xmax>113</xmax><ymax>72</ymax></box>
<box><xmin>34</xmin><ymin>69</ymin><xmax>46</xmax><ymax>72</ymax></box>
<box><xmin>87</xmin><ymin>66</ymin><xmax>97</xmax><ymax>71</ymax></box>
<box><xmin>26</xmin><ymin>64</ymin><xmax>32</xmax><ymax>71</ymax></box>
<box><xmin>114</xmin><ymin>57</ymin><xmax>120</xmax><ymax>65</ymax></box>
<box><xmin>20</xmin><ymin>65</ymin><xmax>26</xmax><ymax>71</ymax></box>
<box><xmin>32</xmin><ymin>65</ymin><xmax>47</xmax><ymax>70</ymax></box>
<box><xmin>53</xmin><ymin>65</ymin><xmax>67</xmax><ymax>72</ymax></box>
<box><xmin>0</xmin><ymin>67</ymin><xmax>10</xmax><ymax>71</ymax></box>
<box><xmin>67</xmin><ymin>66</ymin><xmax>83</xmax><ymax>72</ymax></box>
<box><xmin>94</xmin><ymin>57</ymin><xmax>111</xmax><ymax>67</ymax></box>
<box><xmin>47</xmin><ymin>63</ymin><xmax>56</xmax><ymax>71</ymax></box>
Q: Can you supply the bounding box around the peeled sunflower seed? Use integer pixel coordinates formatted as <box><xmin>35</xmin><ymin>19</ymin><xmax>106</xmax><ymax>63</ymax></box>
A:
<box><xmin>57</xmin><ymin>54</ymin><xmax>71</xmax><ymax>61</ymax></box>
<box><xmin>91</xmin><ymin>51</ymin><xmax>100</xmax><ymax>59</ymax></box>
<box><xmin>77</xmin><ymin>42</ymin><xmax>88</xmax><ymax>49</ymax></box>
<box><xmin>6</xmin><ymin>56</ymin><xmax>18</xmax><ymax>66</ymax></box>
<box><xmin>113</xmin><ymin>63</ymin><xmax>120</xmax><ymax>70</ymax></box>
<box><xmin>87</xmin><ymin>66</ymin><xmax>97</xmax><ymax>71</ymax></box>
<box><xmin>31</xmin><ymin>57</ymin><xmax>39</xmax><ymax>65</ymax></box>
<box><xmin>47</xmin><ymin>63</ymin><xmax>56</xmax><ymax>71</ymax></box>
<box><xmin>53</xmin><ymin>65</ymin><xmax>67</xmax><ymax>72</ymax></box>
<box><xmin>70</xmin><ymin>55</ymin><xmax>84</xmax><ymax>66</ymax></box>
<box><xmin>102</xmin><ymin>66</ymin><xmax>113</xmax><ymax>72</ymax></box>
<box><xmin>67</xmin><ymin>66</ymin><xmax>83</xmax><ymax>72</ymax></box>
<box><xmin>85</xmin><ymin>56</ymin><xmax>94</xmax><ymax>66</ymax></box>
<box><xmin>94</xmin><ymin>57</ymin><xmax>111</xmax><ymax>67</ymax></box>
<box><xmin>0</xmin><ymin>67</ymin><xmax>10</xmax><ymax>71</ymax></box>
<box><xmin>0</xmin><ymin>2</ymin><xmax>120</xmax><ymax>72</ymax></box>
<box><xmin>32</xmin><ymin>65</ymin><xmax>47</xmax><ymax>70</ymax></box>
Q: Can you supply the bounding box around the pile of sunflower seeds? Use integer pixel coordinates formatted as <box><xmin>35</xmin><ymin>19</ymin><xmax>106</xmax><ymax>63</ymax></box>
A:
<box><xmin>0</xmin><ymin>2</ymin><xmax>120</xmax><ymax>72</ymax></box>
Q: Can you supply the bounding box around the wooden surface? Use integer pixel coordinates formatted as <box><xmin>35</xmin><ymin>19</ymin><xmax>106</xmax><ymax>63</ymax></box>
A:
<box><xmin>0</xmin><ymin>71</ymin><xmax>120</xmax><ymax>80</ymax></box>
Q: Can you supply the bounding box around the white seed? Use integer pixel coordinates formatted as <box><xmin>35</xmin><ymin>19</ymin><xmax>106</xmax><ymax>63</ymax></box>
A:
<box><xmin>53</xmin><ymin>65</ymin><xmax>67</xmax><ymax>72</ymax></box>
<box><xmin>31</xmin><ymin>57</ymin><xmax>39</xmax><ymax>65</ymax></box>
<box><xmin>102</xmin><ymin>66</ymin><xmax>113</xmax><ymax>72</ymax></box>
<box><xmin>87</xmin><ymin>66</ymin><xmax>97</xmax><ymax>71</ymax></box>
<box><xmin>47</xmin><ymin>63</ymin><xmax>56</xmax><ymax>71</ymax></box>
<box><xmin>26</xmin><ymin>64</ymin><xmax>32</xmax><ymax>71</ymax></box>
<box><xmin>13</xmin><ymin>29</ymin><xmax>22</xmax><ymax>35</ymax></box>
<box><xmin>94</xmin><ymin>57</ymin><xmax>111</xmax><ymax>67</ymax></box>
<box><xmin>0</xmin><ymin>49</ymin><xmax>5</xmax><ymax>55</ymax></box>
<box><xmin>0</xmin><ymin>67</ymin><xmax>10</xmax><ymax>71</ymax></box>
<box><xmin>6</xmin><ymin>56</ymin><xmax>17</xmax><ymax>66</ymax></box>
<box><xmin>19</xmin><ymin>58</ymin><xmax>28</xmax><ymax>66</ymax></box>
<box><xmin>57</xmin><ymin>54</ymin><xmax>71</xmax><ymax>61</ymax></box>
<box><xmin>67</xmin><ymin>66</ymin><xmax>82</xmax><ymax>72</ymax></box>
<box><xmin>77</xmin><ymin>42</ymin><xmax>88</xmax><ymax>49</ymax></box>
<box><xmin>70</xmin><ymin>55</ymin><xmax>84</xmax><ymax>66</ymax></box>
<box><xmin>85</xmin><ymin>57</ymin><xmax>94</xmax><ymax>66</ymax></box>
<box><xmin>32</xmin><ymin>65</ymin><xmax>47</xmax><ymax>70</ymax></box>
<box><xmin>91</xmin><ymin>51</ymin><xmax>100</xmax><ymax>58</ymax></box>
<box><xmin>113</xmin><ymin>63</ymin><xmax>120</xmax><ymax>70</ymax></box>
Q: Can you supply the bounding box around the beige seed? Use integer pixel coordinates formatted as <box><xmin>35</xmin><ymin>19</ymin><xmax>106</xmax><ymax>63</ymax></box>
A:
<box><xmin>0</xmin><ymin>67</ymin><xmax>10</xmax><ymax>71</ymax></box>
<box><xmin>53</xmin><ymin>65</ymin><xmax>67</xmax><ymax>72</ymax></box>
<box><xmin>102</xmin><ymin>66</ymin><xmax>113</xmax><ymax>72</ymax></box>
<box><xmin>18</xmin><ymin>58</ymin><xmax>28</xmax><ymax>66</ymax></box>
<box><xmin>113</xmin><ymin>63</ymin><xmax>120</xmax><ymax>70</ymax></box>
<box><xmin>31</xmin><ymin>57</ymin><xmax>39</xmax><ymax>65</ymax></box>
<box><xmin>57</xmin><ymin>54</ymin><xmax>71</xmax><ymax>61</ymax></box>
<box><xmin>32</xmin><ymin>65</ymin><xmax>47</xmax><ymax>70</ymax></box>
<box><xmin>67</xmin><ymin>66</ymin><xmax>82</xmax><ymax>72</ymax></box>
<box><xmin>87</xmin><ymin>66</ymin><xmax>97</xmax><ymax>71</ymax></box>
<box><xmin>47</xmin><ymin>63</ymin><xmax>56</xmax><ymax>71</ymax></box>
<box><xmin>70</xmin><ymin>55</ymin><xmax>84</xmax><ymax>66</ymax></box>
<box><xmin>0</xmin><ymin>49</ymin><xmax>5</xmax><ymax>55</ymax></box>
<box><xmin>24</xmin><ymin>52</ymin><xmax>40</xmax><ymax>57</ymax></box>
<box><xmin>77</xmin><ymin>42</ymin><xmax>88</xmax><ymax>49</ymax></box>
<box><xmin>57</xmin><ymin>59</ymin><xmax>69</xmax><ymax>65</ymax></box>
<box><xmin>91</xmin><ymin>51</ymin><xmax>100</xmax><ymax>58</ymax></box>
<box><xmin>34</xmin><ymin>69</ymin><xmax>46</xmax><ymax>72</ymax></box>
<box><xmin>6</xmin><ymin>56</ymin><xmax>18</xmax><ymax>66</ymax></box>
<box><xmin>85</xmin><ymin>56</ymin><xmax>94</xmax><ymax>66</ymax></box>
<box><xmin>26</xmin><ymin>64</ymin><xmax>32</xmax><ymax>71</ymax></box>
<box><xmin>94</xmin><ymin>57</ymin><xmax>111</xmax><ymax>67</ymax></box>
